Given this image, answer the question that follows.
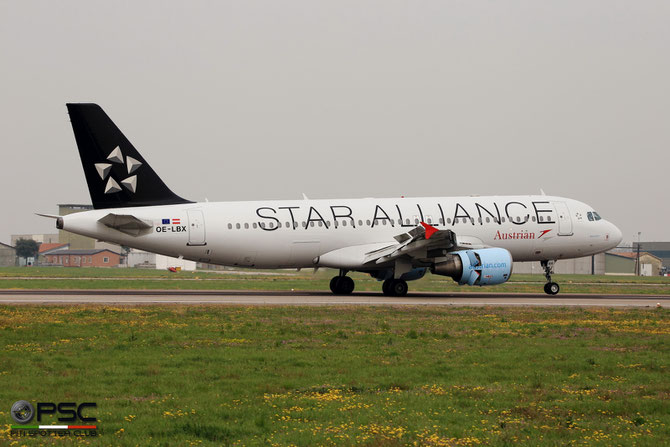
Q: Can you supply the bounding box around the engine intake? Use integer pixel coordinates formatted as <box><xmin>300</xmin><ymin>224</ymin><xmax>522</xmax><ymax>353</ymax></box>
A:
<box><xmin>431</xmin><ymin>248</ymin><xmax>512</xmax><ymax>286</ymax></box>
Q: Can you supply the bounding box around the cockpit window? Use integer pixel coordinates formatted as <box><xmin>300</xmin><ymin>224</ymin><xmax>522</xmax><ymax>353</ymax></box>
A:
<box><xmin>593</xmin><ymin>212</ymin><xmax>602</xmax><ymax>221</ymax></box>
<box><xmin>587</xmin><ymin>212</ymin><xmax>594</xmax><ymax>221</ymax></box>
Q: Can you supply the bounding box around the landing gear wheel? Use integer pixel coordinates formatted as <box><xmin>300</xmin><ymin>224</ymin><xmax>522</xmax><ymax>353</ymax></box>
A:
<box><xmin>389</xmin><ymin>279</ymin><xmax>408</xmax><ymax>297</ymax></box>
<box><xmin>340</xmin><ymin>276</ymin><xmax>354</xmax><ymax>294</ymax></box>
<box><xmin>541</xmin><ymin>260</ymin><xmax>559</xmax><ymax>295</ymax></box>
<box><xmin>329</xmin><ymin>277</ymin><xmax>339</xmax><ymax>294</ymax></box>
<box><xmin>330</xmin><ymin>276</ymin><xmax>355</xmax><ymax>295</ymax></box>
<box><xmin>544</xmin><ymin>282</ymin><xmax>559</xmax><ymax>295</ymax></box>
<box><xmin>382</xmin><ymin>279</ymin><xmax>393</xmax><ymax>296</ymax></box>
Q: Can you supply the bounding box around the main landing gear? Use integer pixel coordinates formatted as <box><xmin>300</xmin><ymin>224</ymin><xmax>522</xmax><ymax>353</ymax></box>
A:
<box><xmin>541</xmin><ymin>260</ymin><xmax>560</xmax><ymax>295</ymax></box>
<box><xmin>382</xmin><ymin>278</ymin><xmax>408</xmax><ymax>297</ymax></box>
<box><xmin>330</xmin><ymin>270</ymin><xmax>355</xmax><ymax>295</ymax></box>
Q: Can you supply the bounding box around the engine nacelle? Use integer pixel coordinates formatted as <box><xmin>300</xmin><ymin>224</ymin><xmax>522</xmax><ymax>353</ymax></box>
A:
<box><xmin>431</xmin><ymin>248</ymin><xmax>512</xmax><ymax>286</ymax></box>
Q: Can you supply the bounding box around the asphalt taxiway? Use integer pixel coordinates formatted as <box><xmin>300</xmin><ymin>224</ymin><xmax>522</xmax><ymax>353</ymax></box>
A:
<box><xmin>0</xmin><ymin>290</ymin><xmax>668</xmax><ymax>307</ymax></box>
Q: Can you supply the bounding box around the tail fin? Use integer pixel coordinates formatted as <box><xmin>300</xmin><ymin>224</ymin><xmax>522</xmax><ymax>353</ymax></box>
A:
<box><xmin>66</xmin><ymin>103</ymin><xmax>192</xmax><ymax>209</ymax></box>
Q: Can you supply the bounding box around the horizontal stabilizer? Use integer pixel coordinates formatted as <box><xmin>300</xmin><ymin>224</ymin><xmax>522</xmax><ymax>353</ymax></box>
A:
<box><xmin>35</xmin><ymin>213</ymin><xmax>61</xmax><ymax>219</ymax></box>
<box><xmin>98</xmin><ymin>213</ymin><xmax>153</xmax><ymax>237</ymax></box>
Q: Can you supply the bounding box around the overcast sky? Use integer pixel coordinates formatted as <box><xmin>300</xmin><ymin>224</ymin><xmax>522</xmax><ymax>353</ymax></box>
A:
<box><xmin>1</xmin><ymin>1</ymin><xmax>668</xmax><ymax>245</ymax></box>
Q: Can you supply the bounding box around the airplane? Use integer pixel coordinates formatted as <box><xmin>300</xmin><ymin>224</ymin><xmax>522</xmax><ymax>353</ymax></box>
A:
<box><xmin>41</xmin><ymin>104</ymin><xmax>623</xmax><ymax>296</ymax></box>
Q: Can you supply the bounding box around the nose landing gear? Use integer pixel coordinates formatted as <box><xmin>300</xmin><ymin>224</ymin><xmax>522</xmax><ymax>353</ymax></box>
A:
<box><xmin>541</xmin><ymin>260</ymin><xmax>560</xmax><ymax>295</ymax></box>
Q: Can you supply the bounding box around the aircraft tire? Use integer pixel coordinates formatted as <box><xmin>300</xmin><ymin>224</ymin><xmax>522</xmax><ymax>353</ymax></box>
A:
<box><xmin>390</xmin><ymin>279</ymin><xmax>408</xmax><ymax>297</ymax></box>
<box><xmin>329</xmin><ymin>277</ymin><xmax>339</xmax><ymax>294</ymax></box>
<box><xmin>330</xmin><ymin>276</ymin><xmax>354</xmax><ymax>295</ymax></box>
<box><xmin>340</xmin><ymin>276</ymin><xmax>355</xmax><ymax>294</ymax></box>
<box><xmin>382</xmin><ymin>279</ymin><xmax>393</xmax><ymax>296</ymax></box>
<box><xmin>544</xmin><ymin>282</ymin><xmax>560</xmax><ymax>295</ymax></box>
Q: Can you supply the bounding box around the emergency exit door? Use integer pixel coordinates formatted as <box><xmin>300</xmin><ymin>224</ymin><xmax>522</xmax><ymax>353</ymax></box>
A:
<box><xmin>187</xmin><ymin>210</ymin><xmax>206</xmax><ymax>246</ymax></box>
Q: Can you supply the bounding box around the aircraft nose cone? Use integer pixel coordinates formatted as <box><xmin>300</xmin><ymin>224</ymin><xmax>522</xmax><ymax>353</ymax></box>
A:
<box><xmin>609</xmin><ymin>223</ymin><xmax>623</xmax><ymax>247</ymax></box>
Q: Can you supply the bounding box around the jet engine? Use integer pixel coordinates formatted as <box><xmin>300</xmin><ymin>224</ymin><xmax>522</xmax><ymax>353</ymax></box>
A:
<box><xmin>431</xmin><ymin>248</ymin><xmax>512</xmax><ymax>286</ymax></box>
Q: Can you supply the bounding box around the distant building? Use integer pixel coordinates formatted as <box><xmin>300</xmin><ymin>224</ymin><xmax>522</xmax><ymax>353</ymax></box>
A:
<box><xmin>38</xmin><ymin>243</ymin><xmax>70</xmax><ymax>265</ymax></box>
<box><xmin>606</xmin><ymin>252</ymin><xmax>663</xmax><ymax>276</ymax></box>
<box><xmin>513</xmin><ymin>253</ymin><xmax>605</xmax><ymax>275</ymax></box>
<box><xmin>0</xmin><ymin>242</ymin><xmax>17</xmax><ymax>267</ymax></box>
<box><xmin>126</xmin><ymin>249</ymin><xmax>196</xmax><ymax>271</ymax></box>
<box><xmin>127</xmin><ymin>249</ymin><xmax>156</xmax><ymax>268</ymax></box>
<box><xmin>632</xmin><ymin>242</ymin><xmax>670</xmax><ymax>268</ymax></box>
<box><xmin>45</xmin><ymin>249</ymin><xmax>121</xmax><ymax>268</ymax></box>
<box><xmin>156</xmin><ymin>255</ymin><xmax>196</xmax><ymax>271</ymax></box>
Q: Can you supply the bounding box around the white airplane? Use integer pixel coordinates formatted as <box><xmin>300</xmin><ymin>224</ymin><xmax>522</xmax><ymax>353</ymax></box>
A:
<box><xmin>42</xmin><ymin>104</ymin><xmax>623</xmax><ymax>296</ymax></box>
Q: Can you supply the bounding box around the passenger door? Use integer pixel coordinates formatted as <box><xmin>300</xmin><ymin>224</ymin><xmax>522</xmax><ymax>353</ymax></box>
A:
<box><xmin>553</xmin><ymin>202</ymin><xmax>573</xmax><ymax>236</ymax></box>
<box><xmin>187</xmin><ymin>210</ymin><xmax>206</xmax><ymax>246</ymax></box>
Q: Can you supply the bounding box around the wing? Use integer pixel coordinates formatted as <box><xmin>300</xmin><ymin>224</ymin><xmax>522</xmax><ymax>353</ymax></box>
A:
<box><xmin>98</xmin><ymin>213</ymin><xmax>153</xmax><ymax>236</ymax></box>
<box><xmin>362</xmin><ymin>222</ymin><xmax>459</xmax><ymax>265</ymax></box>
<box><xmin>315</xmin><ymin>222</ymin><xmax>489</xmax><ymax>270</ymax></box>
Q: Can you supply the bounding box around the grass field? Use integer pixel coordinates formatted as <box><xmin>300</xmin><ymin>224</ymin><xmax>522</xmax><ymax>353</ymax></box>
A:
<box><xmin>1</xmin><ymin>267</ymin><xmax>670</xmax><ymax>295</ymax></box>
<box><xmin>1</xmin><ymin>305</ymin><xmax>669</xmax><ymax>446</ymax></box>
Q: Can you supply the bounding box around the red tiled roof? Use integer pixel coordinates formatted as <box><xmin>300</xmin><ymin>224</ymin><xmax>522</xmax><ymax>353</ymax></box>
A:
<box><xmin>39</xmin><ymin>243</ymin><xmax>68</xmax><ymax>253</ymax></box>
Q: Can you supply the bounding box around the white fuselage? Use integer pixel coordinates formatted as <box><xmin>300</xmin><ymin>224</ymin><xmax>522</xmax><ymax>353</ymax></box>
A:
<box><xmin>60</xmin><ymin>195</ymin><xmax>622</xmax><ymax>270</ymax></box>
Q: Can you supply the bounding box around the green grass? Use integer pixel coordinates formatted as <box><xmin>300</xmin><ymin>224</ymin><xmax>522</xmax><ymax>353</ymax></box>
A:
<box><xmin>1</xmin><ymin>267</ymin><xmax>669</xmax><ymax>295</ymax></box>
<box><xmin>1</xmin><ymin>305</ymin><xmax>669</xmax><ymax>446</ymax></box>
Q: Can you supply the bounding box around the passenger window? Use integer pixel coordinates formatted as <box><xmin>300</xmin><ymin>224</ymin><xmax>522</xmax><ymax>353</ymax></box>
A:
<box><xmin>439</xmin><ymin>218</ymin><xmax>444</xmax><ymax>224</ymax></box>
<box><xmin>486</xmin><ymin>217</ymin><xmax>490</xmax><ymax>223</ymax></box>
<box><xmin>244</xmin><ymin>223</ymin><xmax>249</xmax><ymax>229</ymax></box>
<box><xmin>366</xmin><ymin>220</ymin><xmax>371</xmax><ymax>226</ymax></box>
<box><xmin>236</xmin><ymin>223</ymin><xmax>241</xmax><ymax>229</ymax></box>
<box><xmin>318</xmin><ymin>221</ymin><xmax>323</xmax><ymax>227</ymax></box>
<box><xmin>531</xmin><ymin>216</ymin><xmax>536</xmax><ymax>222</ymax></box>
<box><xmin>343</xmin><ymin>221</ymin><xmax>347</xmax><ymax>227</ymax></box>
<box><xmin>405</xmin><ymin>219</ymin><xmax>410</xmax><ymax>225</ymax></box>
<box><xmin>253</xmin><ymin>223</ymin><xmax>257</xmax><ymax>229</ymax></box>
<box><xmin>227</xmin><ymin>224</ymin><xmax>232</xmax><ymax>229</ymax></box>
<box><xmin>358</xmin><ymin>220</ymin><xmax>363</xmax><ymax>226</ymax></box>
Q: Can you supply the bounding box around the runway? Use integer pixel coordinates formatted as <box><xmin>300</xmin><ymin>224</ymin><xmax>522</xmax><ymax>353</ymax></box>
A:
<box><xmin>0</xmin><ymin>289</ymin><xmax>668</xmax><ymax>307</ymax></box>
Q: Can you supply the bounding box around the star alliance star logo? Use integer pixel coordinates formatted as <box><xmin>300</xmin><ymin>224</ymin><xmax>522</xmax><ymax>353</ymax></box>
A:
<box><xmin>94</xmin><ymin>146</ymin><xmax>142</xmax><ymax>194</ymax></box>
